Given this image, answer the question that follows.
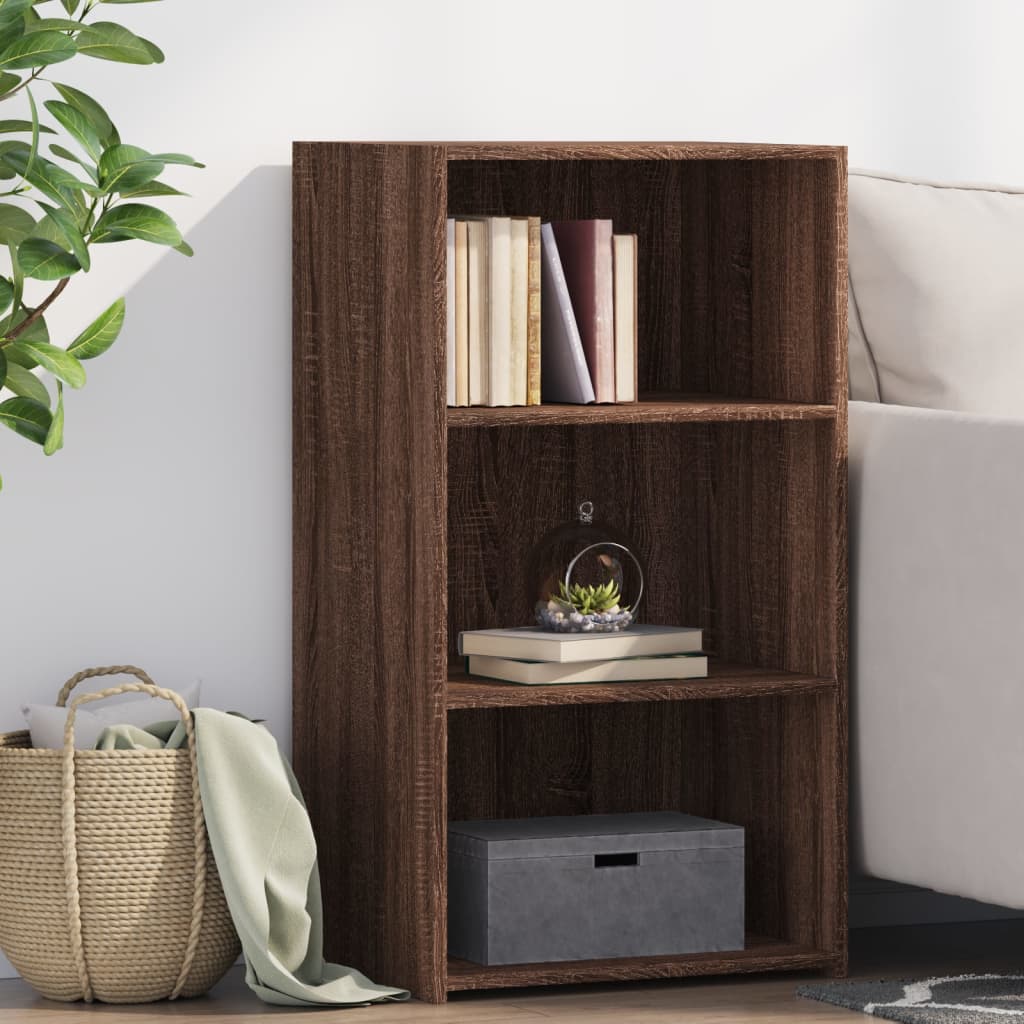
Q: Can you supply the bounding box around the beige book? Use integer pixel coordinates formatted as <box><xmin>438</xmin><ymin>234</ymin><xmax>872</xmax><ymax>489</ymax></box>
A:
<box><xmin>454</xmin><ymin>221</ymin><xmax>469</xmax><ymax>406</ymax></box>
<box><xmin>510</xmin><ymin>218</ymin><xmax>529</xmax><ymax>406</ymax></box>
<box><xmin>446</xmin><ymin>219</ymin><xmax>456</xmax><ymax>405</ymax></box>
<box><xmin>466</xmin><ymin>219</ymin><xmax>489</xmax><ymax>406</ymax></box>
<box><xmin>526</xmin><ymin>216</ymin><xmax>541</xmax><ymax>405</ymax></box>
<box><xmin>613</xmin><ymin>233</ymin><xmax>638</xmax><ymax>403</ymax></box>
<box><xmin>487</xmin><ymin>217</ymin><xmax>513</xmax><ymax>406</ymax></box>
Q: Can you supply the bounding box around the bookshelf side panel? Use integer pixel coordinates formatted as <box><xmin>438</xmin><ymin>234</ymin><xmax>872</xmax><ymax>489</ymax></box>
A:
<box><xmin>293</xmin><ymin>142</ymin><xmax>448</xmax><ymax>1002</ymax></box>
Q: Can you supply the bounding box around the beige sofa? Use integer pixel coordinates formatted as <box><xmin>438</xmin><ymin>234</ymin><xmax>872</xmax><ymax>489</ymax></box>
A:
<box><xmin>849</xmin><ymin>170</ymin><xmax>1024</xmax><ymax>910</ymax></box>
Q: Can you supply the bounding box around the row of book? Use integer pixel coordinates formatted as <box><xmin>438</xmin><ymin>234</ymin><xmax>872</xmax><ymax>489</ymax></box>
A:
<box><xmin>458</xmin><ymin>624</ymin><xmax>706</xmax><ymax>685</ymax></box>
<box><xmin>445</xmin><ymin>217</ymin><xmax>638</xmax><ymax>407</ymax></box>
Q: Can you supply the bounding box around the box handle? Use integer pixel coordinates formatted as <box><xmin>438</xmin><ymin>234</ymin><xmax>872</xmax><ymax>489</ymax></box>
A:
<box><xmin>594</xmin><ymin>852</ymin><xmax>638</xmax><ymax>868</ymax></box>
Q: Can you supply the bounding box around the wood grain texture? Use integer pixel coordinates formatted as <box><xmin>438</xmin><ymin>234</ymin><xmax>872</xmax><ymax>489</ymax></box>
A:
<box><xmin>445</xmin><ymin>142</ymin><xmax>844</xmax><ymax>161</ymax></box>
<box><xmin>295</xmin><ymin>141</ymin><xmax>847</xmax><ymax>1002</ymax></box>
<box><xmin>448</xmin><ymin>396</ymin><xmax>837</xmax><ymax>428</ymax></box>
<box><xmin>448</xmin><ymin>937</ymin><xmax>838</xmax><ymax>992</ymax></box>
<box><xmin>447</xmin><ymin>660</ymin><xmax>835</xmax><ymax>709</ymax></box>
<box><xmin>292</xmin><ymin>142</ymin><xmax>448</xmax><ymax>1001</ymax></box>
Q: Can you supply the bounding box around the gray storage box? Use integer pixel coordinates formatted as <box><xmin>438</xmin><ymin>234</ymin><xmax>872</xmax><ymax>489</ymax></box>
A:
<box><xmin>448</xmin><ymin>811</ymin><xmax>744</xmax><ymax>965</ymax></box>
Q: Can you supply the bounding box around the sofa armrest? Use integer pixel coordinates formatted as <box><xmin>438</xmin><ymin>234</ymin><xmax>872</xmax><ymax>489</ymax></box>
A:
<box><xmin>850</xmin><ymin>401</ymin><xmax>1024</xmax><ymax>907</ymax></box>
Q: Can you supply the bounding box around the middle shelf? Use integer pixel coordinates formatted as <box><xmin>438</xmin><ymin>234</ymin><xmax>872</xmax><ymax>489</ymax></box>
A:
<box><xmin>447</xmin><ymin>659</ymin><xmax>835</xmax><ymax>710</ymax></box>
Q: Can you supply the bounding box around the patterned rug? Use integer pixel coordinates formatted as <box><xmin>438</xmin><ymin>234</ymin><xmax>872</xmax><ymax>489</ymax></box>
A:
<box><xmin>798</xmin><ymin>975</ymin><xmax>1024</xmax><ymax>1023</ymax></box>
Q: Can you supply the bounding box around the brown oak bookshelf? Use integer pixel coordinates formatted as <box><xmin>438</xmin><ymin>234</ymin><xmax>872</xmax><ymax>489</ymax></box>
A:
<box><xmin>293</xmin><ymin>140</ymin><xmax>848</xmax><ymax>1004</ymax></box>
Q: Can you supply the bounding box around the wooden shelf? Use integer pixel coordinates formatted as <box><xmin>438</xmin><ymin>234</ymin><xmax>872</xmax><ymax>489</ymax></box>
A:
<box><xmin>448</xmin><ymin>395</ymin><xmax>836</xmax><ymax>428</ymax></box>
<box><xmin>447</xmin><ymin>934</ymin><xmax>838</xmax><ymax>992</ymax></box>
<box><xmin>294</xmin><ymin>141</ymin><xmax>849</xmax><ymax>1002</ymax></box>
<box><xmin>448</xmin><ymin>660</ymin><xmax>834</xmax><ymax>710</ymax></box>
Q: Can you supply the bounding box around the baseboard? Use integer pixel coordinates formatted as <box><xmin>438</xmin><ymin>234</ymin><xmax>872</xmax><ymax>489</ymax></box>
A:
<box><xmin>851</xmin><ymin>874</ymin><xmax>1024</xmax><ymax>928</ymax></box>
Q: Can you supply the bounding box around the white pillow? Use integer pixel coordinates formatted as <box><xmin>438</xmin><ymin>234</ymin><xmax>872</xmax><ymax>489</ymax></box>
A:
<box><xmin>23</xmin><ymin>680</ymin><xmax>201</xmax><ymax>750</ymax></box>
<box><xmin>849</xmin><ymin>170</ymin><xmax>1024</xmax><ymax>414</ymax></box>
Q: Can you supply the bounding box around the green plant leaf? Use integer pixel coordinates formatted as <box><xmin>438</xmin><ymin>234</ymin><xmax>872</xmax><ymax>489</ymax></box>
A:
<box><xmin>150</xmin><ymin>151</ymin><xmax>204</xmax><ymax>168</ymax></box>
<box><xmin>92</xmin><ymin>202</ymin><xmax>181</xmax><ymax>246</ymax></box>
<box><xmin>44</xmin><ymin>99</ymin><xmax>101</xmax><ymax>162</ymax></box>
<box><xmin>173</xmin><ymin>238</ymin><xmax>192</xmax><ymax>256</ymax></box>
<box><xmin>60</xmin><ymin>0</ymin><xmax>80</xmax><ymax>15</ymax></box>
<box><xmin>0</xmin><ymin>30</ymin><xmax>76</xmax><ymax>69</ymax></box>
<box><xmin>0</xmin><ymin>395</ymin><xmax>50</xmax><ymax>443</ymax></box>
<box><xmin>0</xmin><ymin>17</ymin><xmax>26</xmax><ymax>61</ymax></box>
<box><xmin>24</xmin><ymin>84</ymin><xmax>38</xmax><ymax>181</ymax></box>
<box><xmin>18</xmin><ymin>236</ymin><xmax>80</xmax><ymax>279</ymax></box>
<box><xmin>2</xmin><ymin>360</ymin><xmax>48</xmax><ymax>404</ymax></box>
<box><xmin>8</xmin><ymin>240</ymin><xmax>21</xmax><ymax>324</ymax></box>
<box><xmin>75</xmin><ymin>21</ymin><xmax>160</xmax><ymax>64</ymax></box>
<box><xmin>37</xmin><ymin>202</ymin><xmax>89</xmax><ymax>269</ymax></box>
<box><xmin>0</xmin><ymin>275</ymin><xmax>10</xmax><ymax>313</ymax></box>
<box><xmin>43</xmin><ymin>378</ymin><xmax>62</xmax><ymax>454</ymax></box>
<box><xmin>0</xmin><ymin>203</ymin><xmax>36</xmax><ymax>244</ymax></box>
<box><xmin>48</xmin><ymin>142</ymin><xmax>98</xmax><ymax>182</ymax></box>
<box><xmin>0</xmin><ymin>147</ymin><xmax>97</xmax><ymax>212</ymax></box>
<box><xmin>97</xmin><ymin>143</ymin><xmax>162</xmax><ymax>192</ymax></box>
<box><xmin>67</xmin><ymin>296</ymin><xmax>123</xmax><ymax>359</ymax></box>
<box><xmin>0</xmin><ymin>346</ymin><xmax>6</xmax><ymax>390</ymax></box>
<box><xmin>119</xmin><ymin>179</ymin><xmax>184</xmax><ymax>198</ymax></box>
<box><xmin>0</xmin><ymin>119</ymin><xmax>55</xmax><ymax>134</ymax></box>
<box><xmin>9</xmin><ymin>338</ymin><xmax>84</xmax><ymax>387</ymax></box>
<box><xmin>0</xmin><ymin>0</ymin><xmax>33</xmax><ymax>22</ymax></box>
<box><xmin>0</xmin><ymin>70</ymin><xmax>19</xmax><ymax>96</ymax></box>
<box><xmin>52</xmin><ymin>82</ymin><xmax>117</xmax><ymax>147</ymax></box>
<box><xmin>26</xmin><ymin>18</ymin><xmax>85</xmax><ymax>33</ymax></box>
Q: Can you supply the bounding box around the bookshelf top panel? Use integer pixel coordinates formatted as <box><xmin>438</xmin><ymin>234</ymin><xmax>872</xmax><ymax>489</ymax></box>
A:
<box><xmin>294</xmin><ymin>141</ymin><xmax>846</xmax><ymax>162</ymax></box>
<box><xmin>446</xmin><ymin>141</ymin><xmax>846</xmax><ymax>161</ymax></box>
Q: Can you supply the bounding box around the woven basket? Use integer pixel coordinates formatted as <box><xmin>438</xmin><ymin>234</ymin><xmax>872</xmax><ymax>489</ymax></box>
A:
<box><xmin>0</xmin><ymin>666</ymin><xmax>240</xmax><ymax>1003</ymax></box>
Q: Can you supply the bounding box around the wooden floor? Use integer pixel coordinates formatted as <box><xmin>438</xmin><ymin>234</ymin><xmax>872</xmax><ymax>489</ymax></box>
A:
<box><xmin>2</xmin><ymin>921</ymin><xmax>1024</xmax><ymax>1022</ymax></box>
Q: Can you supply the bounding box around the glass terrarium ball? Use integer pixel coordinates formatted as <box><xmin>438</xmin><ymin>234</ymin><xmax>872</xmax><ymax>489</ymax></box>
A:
<box><xmin>526</xmin><ymin>501</ymin><xmax>645</xmax><ymax>633</ymax></box>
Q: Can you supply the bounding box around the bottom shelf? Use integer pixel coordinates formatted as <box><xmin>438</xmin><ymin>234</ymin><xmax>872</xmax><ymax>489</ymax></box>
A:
<box><xmin>447</xmin><ymin>934</ymin><xmax>839</xmax><ymax>992</ymax></box>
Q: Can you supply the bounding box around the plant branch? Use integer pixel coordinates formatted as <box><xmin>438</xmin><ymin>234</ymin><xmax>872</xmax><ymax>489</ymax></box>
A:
<box><xmin>0</xmin><ymin>68</ymin><xmax>45</xmax><ymax>105</ymax></box>
<box><xmin>1</xmin><ymin>277</ymin><xmax>69</xmax><ymax>345</ymax></box>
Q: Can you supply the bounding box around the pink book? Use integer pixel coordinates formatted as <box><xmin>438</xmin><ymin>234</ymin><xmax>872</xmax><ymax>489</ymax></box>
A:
<box><xmin>551</xmin><ymin>220</ymin><xmax>615</xmax><ymax>402</ymax></box>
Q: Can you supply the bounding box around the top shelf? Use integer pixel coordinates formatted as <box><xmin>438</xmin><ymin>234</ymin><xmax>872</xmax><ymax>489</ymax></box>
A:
<box><xmin>448</xmin><ymin>395</ymin><xmax>837</xmax><ymax>428</ymax></box>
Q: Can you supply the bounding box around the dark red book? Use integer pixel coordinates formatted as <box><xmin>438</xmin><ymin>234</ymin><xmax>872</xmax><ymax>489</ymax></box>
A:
<box><xmin>551</xmin><ymin>220</ymin><xmax>615</xmax><ymax>402</ymax></box>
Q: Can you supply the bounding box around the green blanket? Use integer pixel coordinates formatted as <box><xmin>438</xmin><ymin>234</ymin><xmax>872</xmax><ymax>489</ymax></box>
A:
<box><xmin>98</xmin><ymin>712</ymin><xmax>410</xmax><ymax>1007</ymax></box>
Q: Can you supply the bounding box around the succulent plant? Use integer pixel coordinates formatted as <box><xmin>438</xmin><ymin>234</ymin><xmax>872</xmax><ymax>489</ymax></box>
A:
<box><xmin>554</xmin><ymin>580</ymin><xmax>628</xmax><ymax>616</ymax></box>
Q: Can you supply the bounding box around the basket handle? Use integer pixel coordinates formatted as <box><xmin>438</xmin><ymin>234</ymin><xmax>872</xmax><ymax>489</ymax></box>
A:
<box><xmin>58</xmin><ymin>669</ymin><xmax>208</xmax><ymax>1003</ymax></box>
<box><xmin>56</xmin><ymin>664</ymin><xmax>156</xmax><ymax>707</ymax></box>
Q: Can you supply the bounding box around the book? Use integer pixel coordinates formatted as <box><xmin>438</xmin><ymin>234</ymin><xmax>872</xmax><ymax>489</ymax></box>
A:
<box><xmin>446</xmin><ymin>218</ymin><xmax>456</xmax><ymax>405</ymax></box>
<box><xmin>466</xmin><ymin>652</ymin><xmax>708</xmax><ymax>685</ymax></box>
<box><xmin>539</xmin><ymin>223</ymin><xmax>595</xmax><ymax>404</ymax></box>
<box><xmin>458</xmin><ymin>624</ymin><xmax>703</xmax><ymax>663</ymax></box>
<box><xmin>613</xmin><ymin>233</ymin><xmax>638</xmax><ymax>403</ymax></box>
<box><xmin>466</xmin><ymin>219</ymin><xmax>489</xmax><ymax>405</ymax></box>
<box><xmin>526</xmin><ymin>215</ymin><xmax>541</xmax><ymax>405</ymax></box>
<box><xmin>510</xmin><ymin>217</ymin><xmax>529</xmax><ymax>406</ymax></box>
<box><xmin>552</xmin><ymin>219</ymin><xmax>615</xmax><ymax>402</ymax></box>
<box><xmin>488</xmin><ymin>216</ymin><xmax>513</xmax><ymax>406</ymax></box>
<box><xmin>454</xmin><ymin>221</ymin><xmax>469</xmax><ymax>406</ymax></box>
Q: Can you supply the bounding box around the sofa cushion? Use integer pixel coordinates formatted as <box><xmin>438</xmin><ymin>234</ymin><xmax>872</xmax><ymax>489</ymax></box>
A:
<box><xmin>849</xmin><ymin>170</ymin><xmax>1024</xmax><ymax>414</ymax></box>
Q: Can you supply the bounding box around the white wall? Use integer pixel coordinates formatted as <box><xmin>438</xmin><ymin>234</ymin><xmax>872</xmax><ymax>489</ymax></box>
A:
<box><xmin>2</xmin><ymin>0</ymin><xmax>1024</xmax><ymax>977</ymax></box>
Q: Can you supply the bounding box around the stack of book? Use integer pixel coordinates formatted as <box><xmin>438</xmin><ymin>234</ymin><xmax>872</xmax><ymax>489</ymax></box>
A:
<box><xmin>446</xmin><ymin>217</ymin><xmax>638</xmax><ymax>407</ymax></box>
<box><xmin>458</xmin><ymin>624</ymin><xmax>706</xmax><ymax>685</ymax></box>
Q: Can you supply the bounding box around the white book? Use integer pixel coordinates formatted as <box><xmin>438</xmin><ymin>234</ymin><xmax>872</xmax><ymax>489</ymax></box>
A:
<box><xmin>488</xmin><ymin>216</ymin><xmax>513</xmax><ymax>406</ymax></box>
<box><xmin>458</xmin><ymin>624</ymin><xmax>703</xmax><ymax>664</ymax></box>
<box><xmin>467</xmin><ymin>653</ymin><xmax>708</xmax><ymax>686</ymax></box>
<box><xmin>446</xmin><ymin>218</ymin><xmax>456</xmax><ymax>405</ymax></box>
<box><xmin>613</xmin><ymin>233</ymin><xmax>637</xmax><ymax>403</ymax></box>
<box><xmin>466</xmin><ymin>219</ymin><xmax>489</xmax><ymax>406</ymax></box>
